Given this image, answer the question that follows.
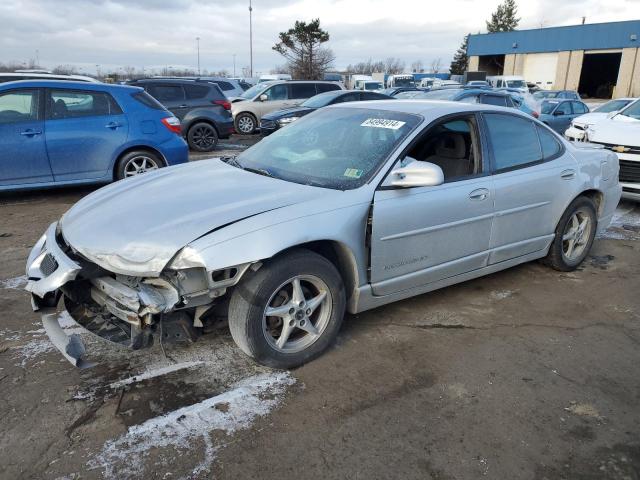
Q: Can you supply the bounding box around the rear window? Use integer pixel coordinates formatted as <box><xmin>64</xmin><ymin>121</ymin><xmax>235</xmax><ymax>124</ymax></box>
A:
<box><xmin>131</xmin><ymin>91</ymin><xmax>166</xmax><ymax>110</ymax></box>
<box><xmin>49</xmin><ymin>90</ymin><xmax>123</xmax><ymax>119</ymax></box>
<box><xmin>185</xmin><ymin>84</ymin><xmax>211</xmax><ymax>99</ymax></box>
<box><xmin>215</xmin><ymin>81</ymin><xmax>234</xmax><ymax>91</ymax></box>
<box><xmin>482</xmin><ymin>95</ymin><xmax>508</xmax><ymax>107</ymax></box>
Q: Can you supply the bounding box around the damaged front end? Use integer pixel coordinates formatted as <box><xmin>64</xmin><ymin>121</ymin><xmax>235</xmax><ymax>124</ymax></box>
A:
<box><xmin>26</xmin><ymin>222</ymin><xmax>252</xmax><ymax>368</ymax></box>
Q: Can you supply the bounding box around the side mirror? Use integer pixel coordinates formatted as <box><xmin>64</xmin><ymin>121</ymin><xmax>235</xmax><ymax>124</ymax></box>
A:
<box><xmin>606</xmin><ymin>110</ymin><xmax>618</xmax><ymax>119</ymax></box>
<box><xmin>259</xmin><ymin>94</ymin><xmax>268</xmax><ymax>102</ymax></box>
<box><xmin>390</xmin><ymin>159</ymin><xmax>444</xmax><ymax>188</ymax></box>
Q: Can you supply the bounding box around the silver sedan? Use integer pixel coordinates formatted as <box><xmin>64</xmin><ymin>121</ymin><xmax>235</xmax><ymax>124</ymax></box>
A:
<box><xmin>25</xmin><ymin>101</ymin><xmax>622</xmax><ymax>369</ymax></box>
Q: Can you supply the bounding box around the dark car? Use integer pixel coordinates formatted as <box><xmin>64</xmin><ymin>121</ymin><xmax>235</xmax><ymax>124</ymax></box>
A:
<box><xmin>259</xmin><ymin>90</ymin><xmax>391</xmax><ymax>135</ymax></box>
<box><xmin>378</xmin><ymin>87</ymin><xmax>426</xmax><ymax>97</ymax></box>
<box><xmin>533</xmin><ymin>90</ymin><xmax>581</xmax><ymax>101</ymax></box>
<box><xmin>128</xmin><ymin>78</ymin><xmax>234</xmax><ymax>151</ymax></box>
<box><xmin>0</xmin><ymin>80</ymin><xmax>188</xmax><ymax>191</ymax></box>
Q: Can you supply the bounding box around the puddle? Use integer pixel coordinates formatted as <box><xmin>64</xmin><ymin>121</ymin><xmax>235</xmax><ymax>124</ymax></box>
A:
<box><xmin>0</xmin><ymin>275</ymin><xmax>27</xmax><ymax>289</ymax></box>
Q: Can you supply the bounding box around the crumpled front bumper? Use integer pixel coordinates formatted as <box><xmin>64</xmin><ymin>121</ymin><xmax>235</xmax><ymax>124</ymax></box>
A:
<box><xmin>25</xmin><ymin>222</ymin><xmax>93</xmax><ymax>367</ymax></box>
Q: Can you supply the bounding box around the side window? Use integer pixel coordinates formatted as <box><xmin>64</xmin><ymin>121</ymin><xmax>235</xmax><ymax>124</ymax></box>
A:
<box><xmin>184</xmin><ymin>84</ymin><xmax>210</xmax><ymax>99</ymax></box>
<box><xmin>264</xmin><ymin>84</ymin><xmax>288</xmax><ymax>101</ymax></box>
<box><xmin>571</xmin><ymin>101</ymin><xmax>588</xmax><ymax>114</ymax></box>
<box><xmin>361</xmin><ymin>92</ymin><xmax>387</xmax><ymax>101</ymax></box>
<box><xmin>481</xmin><ymin>95</ymin><xmax>507</xmax><ymax>107</ymax></box>
<box><xmin>49</xmin><ymin>90</ymin><xmax>122</xmax><ymax>120</ymax></box>
<box><xmin>555</xmin><ymin>102</ymin><xmax>572</xmax><ymax>115</ymax></box>
<box><xmin>536</xmin><ymin>125</ymin><xmax>562</xmax><ymax>159</ymax></box>
<box><xmin>484</xmin><ymin>113</ymin><xmax>542</xmax><ymax>171</ymax></box>
<box><xmin>147</xmin><ymin>85</ymin><xmax>185</xmax><ymax>103</ymax></box>
<box><xmin>217</xmin><ymin>81</ymin><xmax>234</xmax><ymax>91</ymax></box>
<box><xmin>405</xmin><ymin>116</ymin><xmax>482</xmax><ymax>183</ymax></box>
<box><xmin>317</xmin><ymin>83</ymin><xmax>341</xmax><ymax>93</ymax></box>
<box><xmin>290</xmin><ymin>83</ymin><xmax>317</xmax><ymax>99</ymax></box>
<box><xmin>0</xmin><ymin>89</ymin><xmax>39</xmax><ymax>124</ymax></box>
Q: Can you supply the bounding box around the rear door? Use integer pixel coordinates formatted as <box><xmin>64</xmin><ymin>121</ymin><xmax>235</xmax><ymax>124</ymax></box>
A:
<box><xmin>44</xmin><ymin>88</ymin><xmax>128</xmax><ymax>181</ymax></box>
<box><xmin>0</xmin><ymin>88</ymin><xmax>52</xmax><ymax>186</ymax></box>
<box><xmin>146</xmin><ymin>84</ymin><xmax>189</xmax><ymax>120</ymax></box>
<box><xmin>288</xmin><ymin>83</ymin><xmax>317</xmax><ymax>106</ymax></box>
<box><xmin>483</xmin><ymin>112</ymin><xmax>576</xmax><ymax>263</ymax></box>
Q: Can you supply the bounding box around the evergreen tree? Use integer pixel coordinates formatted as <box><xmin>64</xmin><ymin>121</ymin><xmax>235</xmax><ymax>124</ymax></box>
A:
<box><xmin>273</xmin><ymin>19</ymin><xmax>334</xmax><ymax>80</ymax></box>
<box><xmin>449</xmin><ymin>35</ymin><xmax>469</xmax><ymax>75</ymax></box>
<box><xmin>486</xmin><ymin>0</ymin><xmax>520</xmax><ymax>32</ymax></box>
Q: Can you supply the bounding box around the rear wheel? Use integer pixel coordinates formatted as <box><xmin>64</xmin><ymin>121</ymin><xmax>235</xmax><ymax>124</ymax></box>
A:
<box><xmin>187</xmin><ymin>122</ymin><xmax>219</xmax><ymax>152</ymax></box>
<box><xmin>235</xmin><ymin>112</ymin><xmax>257</xmax><ymax>135</ymax></box>
<box><xmin>542</xmin><ymin>196</ymin><xmax>597</xmax><ymax>271</ymax></box>
<box><xmin>115</xmin><ymin>150</ymin><xmax>165</xmax><ymax>180</ymax></box>
<box><xmin>228</xmin><ymin>249</ymin><xmax>346</xmax><ymax>368</ymax></box>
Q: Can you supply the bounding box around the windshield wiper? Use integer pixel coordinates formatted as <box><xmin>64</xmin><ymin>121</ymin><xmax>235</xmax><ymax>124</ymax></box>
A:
<box><xmin>221</xmin><ymin>155</ymin><xmax>242</xmax><ymax>168</ymax></box>
<box><xmin>242</xmin><ymin>166</ymin><xmax>274</xmax><ymax>178</ymax></box>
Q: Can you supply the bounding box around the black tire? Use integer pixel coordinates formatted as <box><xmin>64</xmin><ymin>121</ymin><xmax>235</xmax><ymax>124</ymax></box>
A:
<box><xmin>228</xmin><ymin>249</ymin><xmax>346</xmax><ymax>369</ymax></box>
<box><xmin>187</xmin><ymin>122</ymin><xmax>219</xmax><ymax>152</ymax></box>
<box><xmin>234</xmin><ymin>112</ymin><xmax>257</xmax><ymax>135</ymax></box>
<box><xmin>542</xmin><ymin>196</ymin><xmax>598</xmax><ymax>271</ymax></box>
<box><xmin>115</xmin><ymin>150</ymin><xmax>166</xmax><ymax>180</ymax></box>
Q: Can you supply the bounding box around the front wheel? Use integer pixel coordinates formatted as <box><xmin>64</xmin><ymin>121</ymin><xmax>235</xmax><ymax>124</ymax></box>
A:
<box><xmin>542</xmin><ymin>196</ymin><xmax>597</xmax><ymax>271</ymax></box>
<box><xmin>228</xmin><ymin>249</ymin><xmax>346</xmax><ymax>369</ymax></box>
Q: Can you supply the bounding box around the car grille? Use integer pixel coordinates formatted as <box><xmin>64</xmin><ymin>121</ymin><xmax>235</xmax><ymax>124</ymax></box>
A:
<box><xmin>591</xmin><ymin>141</ymin><xmax>640</xmax><ymax>155</ymax></box>
<box><xmin>41</xmin><ymin>252</ymin><xmax>59</xmax><ymax>276</ymax></box>
<box><xmin>619</xmin><ymin>160</ymin><xmax>640</xmax><ymax>184</ymax></box>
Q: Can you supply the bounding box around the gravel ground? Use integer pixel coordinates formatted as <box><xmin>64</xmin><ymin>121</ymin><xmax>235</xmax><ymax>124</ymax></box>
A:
<box><xmin>0</xmin><ymin>142</ymin><xmax>639</xmax><ymax>479</ymax></box>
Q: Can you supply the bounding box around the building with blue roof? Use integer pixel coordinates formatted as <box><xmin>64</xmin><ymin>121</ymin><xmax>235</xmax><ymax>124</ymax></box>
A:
<box><xmin>467</xmin><ymin>20</ymin><xmax>640</xmax><ymax>98</ymax></box>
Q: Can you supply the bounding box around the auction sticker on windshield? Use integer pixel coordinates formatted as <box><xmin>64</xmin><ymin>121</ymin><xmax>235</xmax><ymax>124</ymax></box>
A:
<box><xmin>361</xmin><ymin>118</ymin><xmax>406</xmax><ymax>129</ymax></box>
<box><xmin>343</xmin><ymin>168</ymin><xmax>364</xmax><ymax>178</ymax></box>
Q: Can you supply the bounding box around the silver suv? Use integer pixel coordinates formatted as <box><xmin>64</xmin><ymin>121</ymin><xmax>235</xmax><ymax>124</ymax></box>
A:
<box><xmin>231</xmin><ymin>80</ymin><xmax>343</xmax><ymax>134</ymax></box>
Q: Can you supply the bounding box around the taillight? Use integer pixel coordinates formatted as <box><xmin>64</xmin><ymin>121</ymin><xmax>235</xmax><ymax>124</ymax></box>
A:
<box><xmin>532</xmin><ymin>111</ymin><xmax>539</xmax><ymax>118</ymax></box>
<box><xmin>213</xmin><ymin>100</ymin><xmax>231</xmax><ymax>110</ymax></box>
<box><xmin>161</xmin><ymin>116</ymin><xmax>182</xmax><ymax>134</ymax></box>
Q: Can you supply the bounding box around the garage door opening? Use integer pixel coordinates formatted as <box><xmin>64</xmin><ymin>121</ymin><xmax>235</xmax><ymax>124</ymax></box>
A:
<box><xmin>578</xmin><ymin>52</ymin><xmax>622</xmax><ymax>99</ymax></box>
<box><xmin>478</xmin><ymin>55</ymin><xmax>505</xmax><ymax>75</ymax></box>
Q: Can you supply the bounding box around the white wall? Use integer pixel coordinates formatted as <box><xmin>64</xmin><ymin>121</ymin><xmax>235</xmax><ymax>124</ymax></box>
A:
<box><xmin>523</xmin><ymin>53</ymin><xmax>558</xmax><ymax>88</ymax></box>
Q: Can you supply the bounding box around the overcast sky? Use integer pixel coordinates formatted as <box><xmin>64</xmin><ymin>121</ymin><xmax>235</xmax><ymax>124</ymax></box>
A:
<box><xmin>1</xmin><ymin>0</ymin><xmax>638</xmax><ymax>75</ymax></box>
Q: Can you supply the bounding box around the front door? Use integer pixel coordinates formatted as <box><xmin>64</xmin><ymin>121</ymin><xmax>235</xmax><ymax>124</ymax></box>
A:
<box><xmin>548</xmin><ymin>101</ymin><xmax>573</xmax><ymax>133</ymax></box>
<box><xmin>0</xmin><ymin>88</ymin><xmax>52</xmax><ymax>186</ymax></box>
<box><xmin>370</xmin><ymin>115</ymin><xmax>494</xmax><ymax>296</ymax></box>
<box><xmin>483</xmin><ymin>112</ymin><xmax>577</xmax><ymax>263</ymax></box>
<box><xmin>44</xmin><ymin>88</ymin><xmax>128</xmax><ymax>181</ymax></box>
<box><xmin>253</xmin><ymin>83</ymin><xmax>290</xmax><ymax>120</ymax></box>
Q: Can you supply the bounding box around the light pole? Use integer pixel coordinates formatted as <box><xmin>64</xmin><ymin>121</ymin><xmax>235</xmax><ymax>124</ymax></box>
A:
<box><xmin>196</xmin><ymin>37</ymin><xmax>201</xmax><ymax>75</ymax></box>
<box><xmin>249</xmin><ymin>0</ymin><xmax>253</xmax><ymax>78</ymax></box>
<box><xmin>233</xmin><ymin>54</ymin><xmax>236</xmax><ymax>77</ymax></box>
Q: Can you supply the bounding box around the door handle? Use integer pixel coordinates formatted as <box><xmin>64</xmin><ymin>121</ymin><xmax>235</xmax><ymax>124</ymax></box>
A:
<box><xmin>20</xmin><ymin>129</ymin><xmax>42</xmax><ymax>137</ymax></box>
<box><xmin>177</xmin><ymin>104</ymin><xmax>188</xmax><ymax>108</ymax></box>
<box><xmin>105</xmin><ymin>122</ymin><xmax>122</xmax><ymax>129</ymax></box>
<box><xmin>469</xmin><ymin>188</ymin><xmax>490</xmax><ymax>201</ymax></box>
<box><xmin>560</xmin><ymin>169</ymin><xmax>576</xmax><ymax>180</ymax></box>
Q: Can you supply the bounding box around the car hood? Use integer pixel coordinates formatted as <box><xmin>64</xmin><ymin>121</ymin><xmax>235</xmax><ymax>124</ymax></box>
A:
<box><xmin>572</xmin><ymin>112</ymin><xmax>607</xmax><ymax>126</ymax></box>
<box><xmin>60</xmin><ymin>160</ymin><xmax>328</xmax><ymax>276</ymax></box>
<box><xmin>262</xmin><ymin>106</ymin><xmax>315</xmax><ymax>121</ymax></box>
<box><xmin>589</xmin><ymin>119</ymin><xmax>640</xmax><ymax>146</ymax></box>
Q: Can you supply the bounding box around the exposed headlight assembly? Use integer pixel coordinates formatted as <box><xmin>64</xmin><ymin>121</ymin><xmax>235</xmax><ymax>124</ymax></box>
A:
<box><xmin>278</xmin><ymin>116</ymin><xmax>299</xmax><ymax>126</ymax></box>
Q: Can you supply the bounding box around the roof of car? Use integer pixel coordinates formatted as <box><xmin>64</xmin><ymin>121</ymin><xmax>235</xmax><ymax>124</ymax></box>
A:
<box><xmin>0</xmin><ymin>79</ymin><xmax>141</xmax><ymax>91</ymax></box>
<box><xmin>327</xmin><ymin>99</ymin><xmax>532</xmax><ymax>118</ymax></box>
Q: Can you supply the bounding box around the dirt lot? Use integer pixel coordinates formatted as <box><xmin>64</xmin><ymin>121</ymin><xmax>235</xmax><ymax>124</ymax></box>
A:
<box><xmin>1</xmin><ymin>137</ymin><xmax>640</xmax><ymax>479</ymax></box>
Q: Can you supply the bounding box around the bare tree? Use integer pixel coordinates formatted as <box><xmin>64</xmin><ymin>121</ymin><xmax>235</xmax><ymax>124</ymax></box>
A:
<box><xmin>430</xmin><ymin>58</ymin><xmax>443</xmax><ymax>73</ymax></box>
<box><xmin>411</xmin><ymin>60</ymin><xmax>424</xmax><ymax>73</ymax></box>
<box><xmin>271</xmin><ymin>64</ymin><xmax>291</xmax><ymax>74</ymax></box>
<box><xmin>52</xmin><ymin>64</ymin><xmax>79</xmax><ymax>75</ymax></box>
<box><xmin>384</xmin><ymin>57</ymin><xmax>405</xmax><ymax>74</ymax></box>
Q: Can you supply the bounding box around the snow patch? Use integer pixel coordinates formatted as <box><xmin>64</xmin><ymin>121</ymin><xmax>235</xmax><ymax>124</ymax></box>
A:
<box><xmin>109</xmin><ymin>361</ymin><xmax>205</xmax><ymax>389</ymax></box>
<box><xmin>600</xmin><ymin>205</ymin><xmax>640</xmax><ymax>240</ymax></box>
<box><xmin>491</xmin><ymin>290</ymin><xmax>514</xmax><ymax>300</ymax></box>
<box><xmin>1</xmin><ymin>275</ymin><xmax>27</xmax><ymax>289</ymax></box>
<box><xmin>89</xmin><ymin>371</ymin><xmax>295</xmax><ymax>478</ymax></box>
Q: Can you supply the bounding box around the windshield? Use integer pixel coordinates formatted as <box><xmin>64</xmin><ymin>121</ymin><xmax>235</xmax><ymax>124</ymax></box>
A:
<box><xmin>240</xmin><ymin>83</ymin><xmax>269</xmax><ymax>99</ymax></box>
<box><xmin>619</xmin><ymin>100</ymin><xmax>640</xmax><ymax>120</ymax></box>
<box><xmin>421</xmin><ymin>89</ymin><xmax>460</xmax><ymax>100</ymax></box>
<box><xmin>595</xmin><ymin>99</ymin><xmax>632</xmax><ymax>113</ymax></box>
<box><xmin>301</xmin><ymin>92</ymin><xmax>340</xmax><ymax>109</ymax></box>
<box><xmin>236</xmin><ymin>107</ymin><xmax>421</xmax><ymax>190</ymax></box>
<box><xmin>394</xmin><ymin>78</ymin><xmax>415</xmax><ymax>87</ymax></box>
<box><xmin>364</xmin><ymin>82</ymin><xmax>383</xmax><ymax>90</ymax></box>
<box><xmin>506</xmin><ymin>80</ymin><xmax>526</xmax><ymax>88</ymax></box>
<box><xmin>541</xmin><ymin>101</ymin><xmax>560</xmax><ymax>114</ymax></box>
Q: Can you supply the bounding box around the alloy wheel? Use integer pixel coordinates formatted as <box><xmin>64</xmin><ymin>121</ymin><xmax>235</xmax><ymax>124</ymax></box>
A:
<box><xmin>123</xmin><ymin>155</ymin><xmax>159</xmax><ymax>177</ymax></box>
<box><xmin>562</xmin><ymin>209</ymin><xmax>592</xmax><ymax>261</ymax></box>
<box><xmin>191</xmin><ymin>125</ymin><xmax>217</xmax><ymax>149</ymax></box>
<box><xmin>262</xmin><ymin>274</ymin><xmax>332</xmax><ymax>353</ymax></box>
<box><xmin>237</xmin><ymin>116</ymin><xmax>255</xmax><ymax>134</ymax></box>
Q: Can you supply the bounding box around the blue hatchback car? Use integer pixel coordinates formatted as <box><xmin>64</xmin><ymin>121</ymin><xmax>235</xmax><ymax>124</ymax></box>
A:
<box><xmin>0</xmin><ymin>80</ymin><xmax>188</xmax><ymax>191</ymax></box>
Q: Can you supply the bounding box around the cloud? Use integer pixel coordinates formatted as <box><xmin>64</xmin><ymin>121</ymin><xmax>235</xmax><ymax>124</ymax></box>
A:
<box><xmin>0</xmin><ymin>0</ymin><xmax>637</xmax><ymax>74</ymax></box>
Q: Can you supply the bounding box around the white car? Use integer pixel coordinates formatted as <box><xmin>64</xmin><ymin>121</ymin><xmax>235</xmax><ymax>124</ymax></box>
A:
<box><xmin>565</xmin><ymin>98</ymin><xmax>637</xmax><ymax>141</ymax></box>
<box><xmin>586</xmin><ymin>100</ymin><xmax>640</xmax><ymax>201</ymax></box>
